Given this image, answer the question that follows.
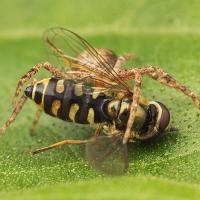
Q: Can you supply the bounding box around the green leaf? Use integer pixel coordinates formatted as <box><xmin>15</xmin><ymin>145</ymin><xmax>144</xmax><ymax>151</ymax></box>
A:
<box><xmin>0</xmin><ymin>0</ymin><xmax>200</xmax><ymax>199</ymax></box>
<box><xmin>2</xmin><ymin>176</ymin><xmax>200</xmax><ymax>200</ymax></box>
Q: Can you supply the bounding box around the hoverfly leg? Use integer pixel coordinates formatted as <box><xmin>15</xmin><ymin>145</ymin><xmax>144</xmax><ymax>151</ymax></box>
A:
<box><xmin>94</xmin><ymin>124</ymin><xmax>103</xmax><ymax>137</ymax></box>
<box><xmin>163</xmin><ymin>126</ymin><xmax>179</xmax><ymax>136</ymax></box>
<box><xmin>12</xmin><ymin>63</ymin><xmax>68</xmax><ymax>107</ymax></box>
<box><xmin>123</xmin><ymin>73</ymin><xmax>142</xmax><ymax>144</ymax></box>
<box><xmin>29</xmin><ymin>108</ymin><xmax>43</xmax><ymax>136</ymax></box>
<box><xmin>31</xmin><ymin>139</ymin><xmax>88</xmax><ymax>155</ymax></box>
<box><xmin>0</xmin><ymin>95</ymin><xmax>28</xmax><ymax>136</ymax></box>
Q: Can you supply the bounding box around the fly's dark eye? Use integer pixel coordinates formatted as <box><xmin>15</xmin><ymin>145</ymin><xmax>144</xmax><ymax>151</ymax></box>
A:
<box><xmin>156</xmin><ymin>102</ymin><xmax>170</xmax><ymax>131</ymax></box>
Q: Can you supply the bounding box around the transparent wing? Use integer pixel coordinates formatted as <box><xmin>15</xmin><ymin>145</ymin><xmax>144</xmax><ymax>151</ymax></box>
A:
<box><xmin>85</xmin><ymin>134</ymin><xmax>128</xmax><ymax>175</ymax></box>
<box><xmin>43</xmin><ymin>27</ymin><xmax>132</xmax><ymax>94</ymax></box>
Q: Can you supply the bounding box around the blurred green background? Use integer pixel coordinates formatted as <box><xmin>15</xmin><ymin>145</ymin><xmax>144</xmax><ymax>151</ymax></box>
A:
<box><xmin>1</xmin><ymin>0</ymin><xmax>200</xmax><ymax>199</ymax></box>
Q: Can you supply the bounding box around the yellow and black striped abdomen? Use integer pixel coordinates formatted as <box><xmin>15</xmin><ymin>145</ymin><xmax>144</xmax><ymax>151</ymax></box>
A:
<box><xmin>25</xmin><ymin>78</ymin><xmax>111</xmax><ymax>124</ymax></box>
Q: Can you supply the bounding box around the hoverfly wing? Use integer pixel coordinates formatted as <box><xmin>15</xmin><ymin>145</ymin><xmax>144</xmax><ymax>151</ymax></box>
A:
<box><xmin>43</xmin><ymin>27</ymin><xmax>131</xmax><ymax>94</ymax></box>
<box><xmin>85</xmin><ymin>135</ymin><xmax>128</xmax><ymax>175</ymax></box>
<box><xmin>43</xmin><ymin>27</ymin><xmax>85</xmax><ymax>72</ymax></box>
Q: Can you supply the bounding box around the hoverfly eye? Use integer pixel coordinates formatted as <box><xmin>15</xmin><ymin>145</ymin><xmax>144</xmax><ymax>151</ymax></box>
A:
<box><xmin>156</xmin><ymin>102</ymin><xmax>170</xmax><ymax>131</ymax></box>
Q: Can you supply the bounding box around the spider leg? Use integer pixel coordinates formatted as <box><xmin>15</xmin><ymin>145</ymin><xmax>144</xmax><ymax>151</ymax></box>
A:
<box><xmin>0</xmin><ymin>95</ymin><xmax>28</xmax><ymax>135</ymax></box>
<box><xmin>140</xmin><ymin>67</ymin><xmax>200</xmax><ymax>109</ymax></box>
<box><xmin>12</xmin><ymin>62</ymin><xmax>69</xmax><ymax>108</ymax></box>
<box><xmin>29</xmin><ymin>108</ymin><xmax>43</xmax><ymax>136</ymax></box>
<box><xmin>113</xmin><ymin>53</ymin><xmax>137</xmax><ymax>72</ymax></box>
<box><xmin>119</xmin><ymin>66</ymin><xmax>200</xmax><ymax>109</ymax></box>
<box><xmin>123</xmin><ymin>73</ymin><xmax>142</xmax><ymax>144</ymax></box>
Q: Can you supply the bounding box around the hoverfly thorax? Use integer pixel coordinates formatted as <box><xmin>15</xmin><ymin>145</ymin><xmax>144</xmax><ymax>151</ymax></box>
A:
<box><xmin>105</xmin><ymin>100</ymin><xmax>121</xmax><ymax>119</ymax></box>
<box><xmin>117</xmin><ymin>99</ymin><xmax>147</xmax><ymax>132</ymax></box>
<box><xmin>105</xmin><ymin>98</ymin><xmax>147</xmax><ymax>131</ymax></box>
<box><xmin>104</xmin><ymin>97</ymin><xmax>170</xmax><ymax>140</ymax></box>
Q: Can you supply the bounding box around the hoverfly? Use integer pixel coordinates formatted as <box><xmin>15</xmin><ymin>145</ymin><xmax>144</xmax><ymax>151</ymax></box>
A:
<box><xmin>0</xmin><ymin>27</ymin><xmax>200</xmax><ymax>175</ymax></box>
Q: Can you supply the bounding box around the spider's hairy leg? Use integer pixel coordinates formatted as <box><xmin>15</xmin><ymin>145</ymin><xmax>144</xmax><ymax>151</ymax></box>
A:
<box><xmin>118</xmin><ymin>66</ymin><xmax>200</xmax><ymax>109</ymax></box>
<box><xmin>0</xmin><ymin>95</ymin><xmax>28</xmax><ymax>136</ymax></box>
<box><xmin>140</xmin><ymin>67</ymin><xmax>200</xmax><ymax>109</ymax></box>
<box><xmin>113</xmin><ymin>53</ymin><xmax>137</xmax><ymax>72</ymax></box>
<box><xmin>12</xmin><ymin>63</ymin><xmax>68</xmax><ymax>108</ymax></box>
<box><xmin>29</xmin><ymin>108</ymin><xmax>43</xmax><ymax>136</ymax></box>
<box><xmin>123</xmin><ymin>73</ymin><xmax>142</xmax><ymax>144</ymax></box>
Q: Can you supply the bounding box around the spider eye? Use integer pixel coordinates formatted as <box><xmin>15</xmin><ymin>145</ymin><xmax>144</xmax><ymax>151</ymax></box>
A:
<box><xmin>156</xmin><ymin>102</ymin><xmax>170</xmax><ymax>132</ymax></box>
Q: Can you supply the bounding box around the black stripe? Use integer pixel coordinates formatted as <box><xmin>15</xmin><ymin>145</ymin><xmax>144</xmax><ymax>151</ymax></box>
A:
<box><xmin>92</xmin><ymin>95</ymin><xmax>112</xmax><ymax>123</ymax></box>
<box><xmin>75</xmin><ymin>92</ymin><xmax>92</xmax><ymax>124</ymax></box>
<box><xmin>44</xmin><ymin>78</ymin><xmax>58</xmax><ymax>116</ymax></box>
<box><xmin>34</xmin><ymin>83</ymin><xmax>44</xmax><ymax>104</ymax></box>
<box><xmin>43</xmin><ymin>78</ymin><xmax>112</xmax><ymax>124</ymax></box>
<box><xmin>57</xmin><ymin>80</ymin><xmax>75</xmax><ymax>121</ymax></box>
